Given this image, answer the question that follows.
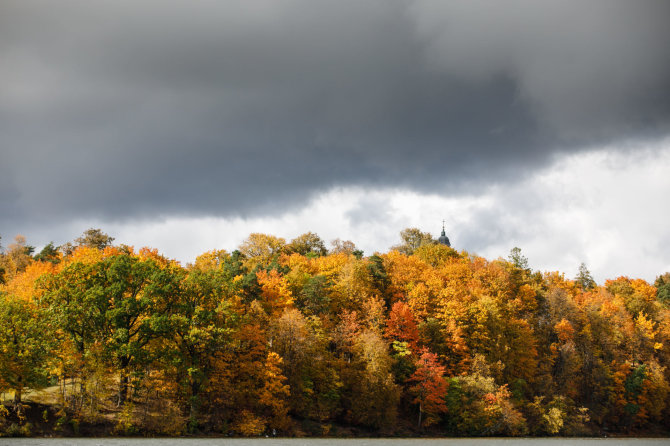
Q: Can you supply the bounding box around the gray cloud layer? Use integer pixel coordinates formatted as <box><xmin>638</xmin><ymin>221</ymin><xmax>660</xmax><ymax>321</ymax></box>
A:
<box><xmin>2</xmin><ymin>0</ymin><xmax>669</xmax><ymax>232</ymax></box>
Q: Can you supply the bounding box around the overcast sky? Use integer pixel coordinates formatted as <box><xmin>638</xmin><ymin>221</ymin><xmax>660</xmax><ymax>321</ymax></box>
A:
<box><xmin>2</xmin><ymin>1</ymin><xmax>669</xmax><ymax>282</ymax></box>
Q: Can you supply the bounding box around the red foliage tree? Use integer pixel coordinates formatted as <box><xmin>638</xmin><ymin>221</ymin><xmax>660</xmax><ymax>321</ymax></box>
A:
<box><xmin>408</xmin><ymin>348</ymin><xmax>448</xmax><ymax>427</ymax></box>
<box><xmin>385</xmin><ymin>301</ymin><xmax>420</xmax><ymax>354</ymax></box>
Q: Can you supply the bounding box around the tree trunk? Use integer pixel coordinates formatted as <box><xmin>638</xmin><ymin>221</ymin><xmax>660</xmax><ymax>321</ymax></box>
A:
<box><xmin>118</xmin><ymin>357</ymin><xmax>131</xmax><ymax>405</ymax></box>
<box><xmin>119</xmin><ymin>373</ymin><xmax>129</xmax><ymax>405</ymax></box>
<box><xmin>59</xmin><ymin>375</ymin><xmax>66</xmax><ymax>404</ymax></box>
<box><xmin>189</xmin><ymin>380</ymin><xmax>202</xmax><ymax>431</ymax></box>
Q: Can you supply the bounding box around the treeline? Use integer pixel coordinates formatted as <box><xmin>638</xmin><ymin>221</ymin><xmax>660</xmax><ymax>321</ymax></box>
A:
<box><xmin>1</xmin><ymin>229</ymin><xmax>669</xmax><ymax>436</ymax></box>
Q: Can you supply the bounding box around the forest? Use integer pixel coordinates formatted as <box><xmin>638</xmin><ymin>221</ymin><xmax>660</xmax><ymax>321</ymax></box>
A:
<box><xmin>1</xmin><ymin>228</ymin><xmax>669</xmax><ymax>437</ymax></box>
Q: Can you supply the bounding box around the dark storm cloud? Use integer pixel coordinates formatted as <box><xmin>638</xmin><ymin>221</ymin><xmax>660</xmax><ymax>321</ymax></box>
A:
<box><xmin>1</xmin><ymin>0</ymin><xmax>669</xmax><ymax>233</ymax></box>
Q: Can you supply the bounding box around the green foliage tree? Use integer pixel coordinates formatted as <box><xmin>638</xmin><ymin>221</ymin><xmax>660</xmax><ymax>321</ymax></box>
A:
<box><xmin>75</xmin><ymin>228</ymin><xmax>115</xmax><ymax>250</ymax></box>
<box><xmin>0</xmin><ymin>295</ymin><xmax>55</xmax><ymax>403</ymax></box>
<box><xmin>60</xmin><ymin>228</ymin><xmax>115</xmax><ymax>256</ymax></box>
<box><xmin>575</xmin><ymin>262</ymin><xmax>596</xmax><ymax>290</ymax></box>
<box><xmin>34</xmin><ymin>242</ymin><xmax>61</xmax><ymax>264</ymax></box>
<box><xmin>42</xmin><ymin>260</ymin><xmax>107</xmax><ymax>359</ymax></box>
<box><xmin>43</xmin><ymin>253</ymin><xmax>181</xmax><ymax>405</ymax></box>
<box><xmin>286</xmin><ymin>232</ymin><xmax>327</xmax><ymax>257</ymax></box>
<box><xmin>169</xmin><ymin>266</ymin><xmax>238</xmax><ymax>427</ymax></box>
<box><xmin>367</xmin><ymin>254</ymin><xmax>390</xmax><ymax>297</ymax></box>
<box><xmin>299</xmin><ymin>274</ymin><xmax>331</xmax><ymax>316</ymax></box>
<box><xmin>392</xmin><ymin>228</ymin><xmax>435</xmax><ymax>256</ymax></box>
<box><xmin>101</xmin><ymin>254</ymin><xmax>180</xmax><ymax>404</ymax></box>
<box><xmin>508</xmin><ymin>246</ymin><xmax>529</xmax><ymax>270</ymax></box>
<box><xmin>654</xmin><ymin>272</ymin><xmax>670</xmax><ymax>307</ymax></box>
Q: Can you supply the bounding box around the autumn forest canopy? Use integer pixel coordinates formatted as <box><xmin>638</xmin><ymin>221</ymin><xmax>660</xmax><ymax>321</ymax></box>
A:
<box><xmin>1</xmin><ymin>228</ymin><xmax>670</xmax><ymax>437</ymax></box>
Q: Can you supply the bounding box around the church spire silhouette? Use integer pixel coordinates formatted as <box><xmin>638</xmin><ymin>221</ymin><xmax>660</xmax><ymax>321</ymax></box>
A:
<box><xmin>438</xmin><ymin>220</ymin><xmax>451</xmax><ymax>247</ymax></box>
